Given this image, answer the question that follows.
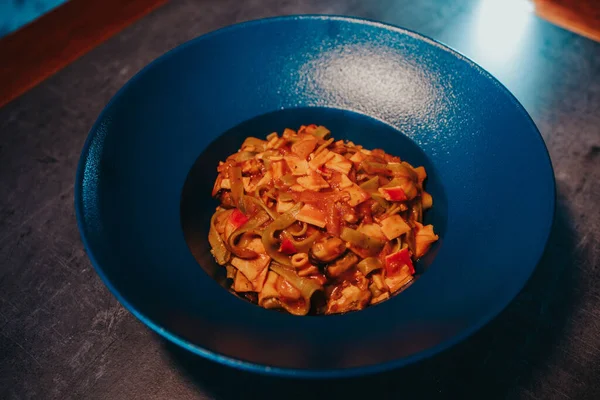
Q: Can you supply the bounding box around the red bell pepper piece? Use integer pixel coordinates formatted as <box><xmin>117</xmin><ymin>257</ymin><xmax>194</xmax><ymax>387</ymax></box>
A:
<box><xmin>379</xmin><ymin>186</ymin><xmax>408</xmax><ymax>201</ymax></box>
<box><xmin>384</xmin><ymin>248</ymin><xmax>415</xmax><ymax>275</ymax></box>
<box><xmin>279</xmin><ymin>238</ymin><xmax>297</xmax><ymax>255</ymax></box>
<box><xmin>228</xmin><ymin>208</ymin><xmax>249</xmax><ymax>230</ymax></box>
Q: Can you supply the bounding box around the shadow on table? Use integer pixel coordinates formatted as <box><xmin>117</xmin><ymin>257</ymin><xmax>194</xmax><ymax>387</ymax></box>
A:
<box><xmin>162</xmin><ymin>192</ymin><xmax>581</xmax><ymax>399</ymax></box>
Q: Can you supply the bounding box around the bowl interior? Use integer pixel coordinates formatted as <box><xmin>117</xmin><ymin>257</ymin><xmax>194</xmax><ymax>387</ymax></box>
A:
<box><xmin>180</xmin><ymin>107</ymin><xmax>448</xmax><ymax>293</ymax></box>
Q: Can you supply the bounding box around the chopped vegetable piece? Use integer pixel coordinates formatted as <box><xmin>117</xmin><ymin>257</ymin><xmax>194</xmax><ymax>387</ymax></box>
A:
<box><xmin>388</xmin><ymin>162</ymin><xmax>418</xmax><ymax>181</ymax></box>
<box><xmin>341</xmin><ymin>227</ymin><xmax>386</xmax><ymax>256</ymax></box>
<box><xmin>279</xmin><ymin>238</ymin><xmax>297</xmax><ymax>255</ymax></box>
<box><xmin>356</xmin><ymin>257</ymin><xmax>384</xmax><ymax>276</ymax></box>
<box><xmin>384</xmin><ymin>248</ymin><xmax>415</xmax><ymax>275</ymax></box>
<box><xmin>378</xmin><ymin>186</ymin><xmax>407</xmax><ymax>201</ymax></box>
<box><xmin>228</xmin><ymin>209</ymin><xmax>249</xmax><ymax>230</ymax></box>
<box><xmin>359</xmin><ymin>176</ymin><xmax>380</xmax><ymax>193</ymax></box>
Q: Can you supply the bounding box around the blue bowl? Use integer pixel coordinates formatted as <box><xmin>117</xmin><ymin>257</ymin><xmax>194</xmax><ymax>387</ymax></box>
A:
<box><xmin>75</xmin><ymin>15</ymin><xmax>555</xmax><ymax>377</ymax></box>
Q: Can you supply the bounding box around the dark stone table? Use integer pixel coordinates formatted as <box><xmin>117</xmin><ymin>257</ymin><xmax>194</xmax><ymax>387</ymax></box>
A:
<box><xmin>1</xmin><ymin>0</ymin><xmax>599</xmax><ymax>398</ymax></box>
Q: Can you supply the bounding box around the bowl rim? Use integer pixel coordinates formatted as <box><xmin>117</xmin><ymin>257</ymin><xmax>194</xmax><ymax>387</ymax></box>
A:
<box><xmin>74</xmin><ymin>14</ymin><xmax>556</xmax><ymax>378</ymax></box>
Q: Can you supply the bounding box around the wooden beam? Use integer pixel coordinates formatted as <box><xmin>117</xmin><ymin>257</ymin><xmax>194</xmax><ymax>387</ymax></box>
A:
<box><xmin>534</xmin><ymin>0</ymin><xmax>600</xmax><ymax>42</ymax></box>
<box><xmin>0</xmin><ymin>0</ymin><xmax>168</xmax><ymax>108</ymax></box>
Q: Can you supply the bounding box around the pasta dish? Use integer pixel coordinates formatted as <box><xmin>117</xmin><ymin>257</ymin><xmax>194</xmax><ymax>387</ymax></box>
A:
<box><xmin>209</xmin><ymin>125</ymin><xmax>438</xmax><ymax>315</ymax></box>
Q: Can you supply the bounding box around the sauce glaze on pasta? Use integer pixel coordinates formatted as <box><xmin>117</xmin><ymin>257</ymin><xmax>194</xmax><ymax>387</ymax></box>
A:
<box><xmin>209</xmin><ymin>125</ymin><xmax>438</xmax><ymax>315</ymax></box>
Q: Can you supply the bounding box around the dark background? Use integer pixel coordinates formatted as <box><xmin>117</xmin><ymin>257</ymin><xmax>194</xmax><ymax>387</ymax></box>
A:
<box><xmin>1</xmin><ymin>0</ymin><xmax>599</xmax><ymax>399</ymax></box>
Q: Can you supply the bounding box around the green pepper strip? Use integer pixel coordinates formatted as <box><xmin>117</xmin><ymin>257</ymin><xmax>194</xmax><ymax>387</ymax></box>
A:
<box><xmin>261</xmin><ymin>203</ymin><xmax>303</xmax><ymax>266</ymax></box>
<box><xmin>227</xmin><ymin>210</ymin><xmax>271</xmax><ymax>259</ymax></box>
<box><xmin>388</xmin><ymin>162</ymin><xmax>418</xmax><ymax>182</ymax></box>
<box><xmin>356</xmin><ymin>257</ymin><xmax>384</xmax><ymax>276</ymax></box>
<box><xmin>359</xmin><ymin>176</ymin><xmax>380</xmax><ymax>193</ymax></box>
<box><xmin>287</xmin><ymin>231</ymin><xmax>321</xmax><ymax>253</ymax></box>
<box><xmin>360</xmin><ymin>161</ymin><xmax>390</xmax><ymax>175</ymax></box>
<box><xmin>286</xmin><ymin>222</ymin><xmax>307</xmax><ymax>237</ymax></box>
<box><xmin>249</xmin><ymin>189</ymin><xmax>279</xmax><ymax>220</ymax></box>
<box><xmin>370</xmin><ymin>193</ymin><xmax>390</xmax><ymax>208</ymax></box>
<box><xmin>208</xmin><ymin>210</ymin><xmax>231</xmax><ymax>265</ymax></box>
<box><xmin>383</xmin><ymin>203</ymin><xmax>401</xmax><ymax>218</ymax></box>
<box><xmin>340</xmin><ymin>227</ymin><xmax>385</xmax><ymax>256</ymax></box>
<box><xmin>270</xmin><ymin>263</ymin><xmax>322</xmax><ymax>316</ymax></box>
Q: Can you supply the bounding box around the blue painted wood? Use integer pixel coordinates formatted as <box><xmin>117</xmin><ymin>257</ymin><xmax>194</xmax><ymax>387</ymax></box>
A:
<box><xmin>0</xmin><ymin>0</ymin><xmax>68</xmax><ymax>37</ymax></box>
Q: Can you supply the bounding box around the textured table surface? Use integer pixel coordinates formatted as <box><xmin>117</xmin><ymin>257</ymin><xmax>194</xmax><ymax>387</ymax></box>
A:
<box><xmin>1</xmin><ymin>0</ymin><xmax>599</xmax><ymax>399</ymax></box>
